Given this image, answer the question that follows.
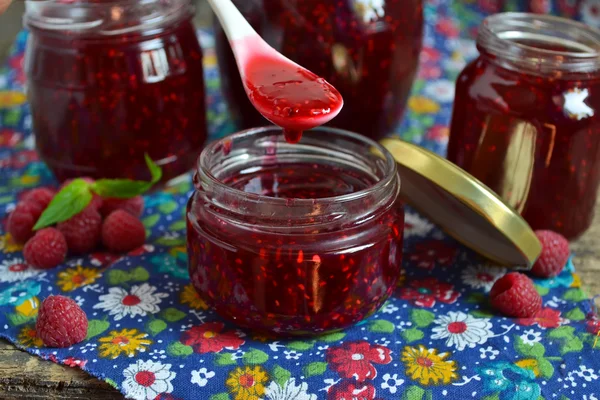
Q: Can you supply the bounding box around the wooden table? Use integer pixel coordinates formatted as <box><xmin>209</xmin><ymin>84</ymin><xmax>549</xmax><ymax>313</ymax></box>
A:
<box><xmin>1</xmin><ymin>202</ymin><xmax>599</xmax><ymax>399</ymax></box>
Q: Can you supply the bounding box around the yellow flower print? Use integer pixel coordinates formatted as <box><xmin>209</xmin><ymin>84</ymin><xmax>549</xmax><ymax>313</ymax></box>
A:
<box><xmin>408</xmin><ymin>96</ymin><xmax>440</xmax><ymax>114</ymax></box>
<box><xmin>0</xmin><ymin>91</ymin><xmax>27</xmax><ymax>108</ymax></box>
<box><xmin>515</xmin><ymin>359</ymin><xmax>541</xmax><ymax>378</ymax></box>
<box><xmin>98</xmin><ymin>329</ymin><xmax>152</xmax><ymax>359</ymax></box>
<box><xmin>401</xmin><ymin>345</ymin><xmax>458</xmax><ymax>385</ymax></box>
<box><xmin>0</xmin><ymin>233</ymin><xmax>23</xmax><ymax>253</ymax></box>
<box><xmin>15</xmin><ymin>296</ymin><xmax>39</xmax><ymax>317</ymax></box>
<box><xmin>180</xmin><ymin>283</ymin><xmax>208</xmax><ymax>310</ymax></box>
<box><xmin>57</xmin><ymin>265</ymin><xmax>101</xmax><ymax>292</ymax></box>
<box><xmin>18</xmin><ymin>325</ymin><xmax>43</xmax><ymax>348</ymax></box>
<box><xmin>169</xmin><ymin>246</ymin><xmax>187</xmax><ymax>258</ymax></box>
<box><xmin>226</xmin><ymin>366</ymin><xmax>269</xmax><ymax>400</ymax></box>
<box><xmin>571</xmin><ymin>273</ymin><xmax>581</xmax><ymax>288</ymax></box>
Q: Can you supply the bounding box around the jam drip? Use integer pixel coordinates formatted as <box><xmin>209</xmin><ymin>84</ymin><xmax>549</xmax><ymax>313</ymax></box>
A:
<box><xmin>187</xmin><ymin>162</ymin><xmax>404</xmax><ymax>335</ymax></box>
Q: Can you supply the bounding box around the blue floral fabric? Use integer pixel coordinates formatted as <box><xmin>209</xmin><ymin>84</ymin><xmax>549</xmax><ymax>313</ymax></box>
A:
<box><xmin>1</xmin><ymin>2</ymin><xmax>600</xmax><ymax>399</ymax></box>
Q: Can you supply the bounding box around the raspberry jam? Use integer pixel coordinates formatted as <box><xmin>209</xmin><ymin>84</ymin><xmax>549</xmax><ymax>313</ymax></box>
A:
<box><xmin>187</xmin><ymin>127</ymin><xmax>404</xmax><ymax>335</ymax></box>
<box><xmin>24</xmin><ymin>0</ymin><xmax>207</xmax><ymax>183</ymax></box>
<box><xmin>215</xmin><ymin>0</ymin><xmax>423</xmax><ymax>141</ymax></box>
<box><xmin>447</xmin><ymin>13</ymin><xmax>600</xmax><ymax>239</ymax></box>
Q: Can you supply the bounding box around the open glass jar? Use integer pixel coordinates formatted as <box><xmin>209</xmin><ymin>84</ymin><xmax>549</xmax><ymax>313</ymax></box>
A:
<box><xmin>214</xmin><ymin>0</ymin><xmax>423</xmax><ymax>141</ymax></box>
<box><xmin>24</xmin><ymin>0</ymin><xmax>207</xmax><ymax>183</ymax></box>
<box><xmin>186</xmin><ymin>126</ymin><xmax>404</xmax><ymax>335</ymax></box>
<box><xmin>448</xmin><ymin>13</ymin><xmax>600</xmax><ymax>240</ymax></box>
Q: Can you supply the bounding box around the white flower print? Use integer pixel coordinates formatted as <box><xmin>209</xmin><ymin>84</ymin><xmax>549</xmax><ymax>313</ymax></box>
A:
<box><xmin>265</xmin><ymin>378</ymin><xmax>317</xmax><ymax>400</ymax></box>
<box><xmin>122</xmin><ymin>360</ymin><xmax>175</xmax><ymax>400</ymax></box>
<box><xmin>479</xmin><ymin>346</ymin><xmax>499</xmax><ymax>360</ymax></box>
<box><xmin>581</xmin><ymin>0</ymin><xmax>600</xmax><ymax>27</ymax></box>
<box><xmin>431</xmin><ymin>311</ymin><xmax>494</xmax><ymax>350</ymax></box>
<box><xmin>381</xmin><ymin>373</ymin><xmax>404</xmax><ymax>394</ymax></box>
<box><xmin>461</xmin><ymin>264</ymin><xmax>506</xmax><ymax>292</ymax></box>
<box><xmin>0</xmin><ymin>258</ymin><xmax>44</xmax><ymax>283</ymax></box>
<box><xmin>94</xmin><ymin>283</ymin><xmax>168</xmax><ymax>320</ymax></box>
<box><xmin>284</xmin><ymin>350</ymin><xmax>302</xmax><ymax>360</ymax></box>
<box><xmin>575</xmin><ymin>365</ymin><xmax>599</xmax><ymax>382</ymax></box>
<box><xmin>424</xmin><ymin>79</ymin><xmax>455</xmax><ymax>103</ymax></box>
<box><xmin>381</xmin><ymin>302</ymin><xmax>399</xmax><ymax>314</ymax></box>
<box><xmin>520</xmin><ymin>329</ymin><xmax>542</xmax><ymax>346</ymax></box>
<box><xmin>446</xmin><ymin>38</ymin><xmax>479</xmax><ymax>60</ymax></box>
<box><xmin>404</xmin><ymin>212</ymin><xmax>434</xmax><ymax>238</ymax></box>
<box><xmin>191</xmin><ymin>367</ymin><xmax>215</xmax><ymax>388</ymax></box>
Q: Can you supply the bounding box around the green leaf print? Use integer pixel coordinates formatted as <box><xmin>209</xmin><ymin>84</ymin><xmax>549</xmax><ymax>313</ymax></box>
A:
<box><xmin>155</xmin><ymin>236</ymin><xmax>187</xmax><ymax>247</ymax></box>
<box><xmin>214</xmin><ymin>353</ymin><xmax>237</xmax><ymax>366</ymax></box>
<box><xmin>271</xmin><ymin>365</ymin><xmax>291</xmax><ymax>387</ymax></box>
<box><xmin>166</xmin><ymin>342</ymin><xmax>193</xmax><ymax>357</ymax></box>
<box><xmin>402</xmin><ymin>385</ymin><xmax>426</xmax><ymax>400</ymax></box>
<box><xmin>563</xmin><ymin>288</ymin><xmax>586</xmax><ymax>302</ymax></box>
<box><xmin>535</xmin><ymin>285</ymin><xmax>550</xmax><ymax>296</ymax></box>
<box><xmin>564</xmin><ymin>307</ymin><xmax>586</xmax><ymax>321</ymax></box>
<box><xmin>466</xmin><ymin>293</ymin><xmax>486</xmax><ymax>304</ymax></box>
<box><xmin>318</xmin><ymin>332</ymin><xmax>345</xmax><ymax>343</ymax></box>
<box><xmin>514</xmin><ymin>336</ymin><xmax>546</xmax><ymax>358</ymax></box>
<box><xmin>160</xmin><ymin>308</ymin><xmax>187</xmax><ymax>322</ymax></box>
<box><xmin>106</xmin><ymin>269</ymin><xmax>129</xmax><ymax>285</ymax></box>
<box><xmin>548</xmin><ymin>327</ymin><xmax>584</xmax><ymax>355</ymax></box>
<box><xmin>129</xmin><ymin>266</ymin><xmax>150</xmax><ymax>282</ymax></box>
<box><xmin>303</xmin><ymin>362</ymin><xmax>328</xmax><ymax>377</ymax></box>
<box><xmin>470</xmin><ymin>310</ymin><xmax>494</xmax><ymax>318</ymax></box>
<box><xmin>105</xmin><ymin>378</ymin><xmax>119</xmax><ymax>389</ymax></box>
<box><xmin>146</xmin><ymin>319</ymin><xmax>167</xmax><ymax>336</ymax></box>
<box><xmin>410</xmin><ymin>309</ymin><xmax>435</xmax><ymax>328</ymax></box>
<box><xmin>169</xmin><ymin>220</ymin><xmax>186</xmax><ymax>231</ymax></box>
<box><xmin>368</xmin><ymin>320</ymin><xmax>395</xmax><ymax>333</ymax></box>
<box><xmin>209</xmin><ymin>393</ymin><xmax>230</xmax><ymax>400</ymax></box>
<box><xmin>481</xmin><ymin>395</ymin><xmax>501</xmax><ymax>400</ymax></box>
<box><xmin>537</xmin><ymin>358</ymin><xmax>554</xmax><ymax>378</ymax></box>
<box><xmin>401</xmin><ymin>328</ymin><xmax>424</xmax><ymax>343</ymax></box>
<box><xmin>85</xmin><ymin>319</ymin><xmax>110</xmax><ymax>340</ymax></box>
<box><xmin>159</xmin><ymin>201</ymin><xmax>178</xmax><ymax>214</ymax></box>
<box><xmin>242</xmin><ymin>349</ymin><xmax>269</xmax><ymax>365</ymax></box>
<box><xmin>142</xmin><ymin>214</ymin><xmax>160</xmax><ymax>228</ymax></box>
<box><xmin>548</xmin><ymin>326</ymin><xmax>576</xmax><ymax>339</ymax></box>
<box><xmin>287</xmin><ymin>341</ymin><xmax>315</xmax><ymax>351</ymax></box>
<box><xmin>7</xmin><ymin>313</ymin><xmax>34</xmax><ymax>326</ymax></box>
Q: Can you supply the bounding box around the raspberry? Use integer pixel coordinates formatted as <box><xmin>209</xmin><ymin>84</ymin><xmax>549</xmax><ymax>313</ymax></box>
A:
<box><xmin>23</xmin><ymin>228</ymin><xmax>67</xmax><ymax>269</ymax></box>
<box><xmin>22</xmin><ymin>188</ymin><xmax>55</xmax><ymax>214</ymax></box>
<box><xmin>531</xmin><ymin>230</ymin><xmax>570</xmax><ymax>278</ymax></box>
<box><xmin>7</xmin><ymin>202</ymin><xmax>39</xmax><ymax>243</ymax></box>
<box><xmin>100</xmin><ymin>196</ymin><xmax>144</xmax><ymax>218</ymax></box>
<box><xmin>490</xmin><ymin>272</ymin><xmax>542</xmax><ymax>318</ymax></box>
<box><xmin>102</xmin><ymin>210</ymin><xmax>146</xmax><ymax>253</ymax></box>
<box><xmin>57</xmin><ymin>206</ymin><xmax>102</xmax><ymax>254</ymax></box>
<box><xmin>36</xmin><ymin>295</ymin><xmax>88</xmax><ymax>348</ymax></box>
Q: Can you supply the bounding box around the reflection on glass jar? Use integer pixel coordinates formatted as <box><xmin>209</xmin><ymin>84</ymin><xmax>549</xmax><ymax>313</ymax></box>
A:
<box><xmin>24</xmin><ymin>0</ymin><xmax>207</xmax><ymax>183</ymax></box>
<box><xmin>186</xmin><ymin>127</ymin><xmax>404</xmax><ymax>335</ymax></box>
<box><xmin>214</xmin><ymin>0</ymin><xmax>423</xmax><ymax>141</ymax></box>
<box><xmin>448</xmin><ymin>13</ymin><xmax>600</xmax><ymax>239</ymax></box>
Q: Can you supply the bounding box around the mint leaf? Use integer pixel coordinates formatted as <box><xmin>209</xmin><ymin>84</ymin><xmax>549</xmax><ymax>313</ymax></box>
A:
<box><xmin>33</xmin><ymin>179</ymin><xmax>92</xmax><ymax>230</ymax></box>
<box><xmin>91</xmin><ymin>154</ymin><xmax>162</xmax><ymax>198</ymax></box>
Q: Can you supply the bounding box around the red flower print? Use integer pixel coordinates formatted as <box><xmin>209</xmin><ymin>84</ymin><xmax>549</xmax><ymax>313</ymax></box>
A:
<box><xmin>587</xmin><ymin>317</ymin><xmax>600</xmax><ymax>335</ymax></box>
<box><xmin>0</xmin><ymin>150</ymin><xmax>38</xmax><ymax>169</ymax></box>
<box><xmin>408</xmin><ymin>240</ymin><xmax>457</xmax><ymax>270</ymax></box>
<box><xmin>328</xmin><ymin>381</ymin><xmax>376</xmax><ymax>400</ymax></box>
<box><xmin>477</xmin><ymin>0</ymin><xmax>501</xmax><ymax>13</ymax></box>
<box><xmin>0</xmin><ymin>129</ymin><xmax>21</xmax><ymax>147</ymax></box>
<box><xmin>326</xmin><ymin>341</ymin><xmax>392</xmax><ymax>382</ymax></box>
<box><xmin>418</xmin><ymin>65</ymin><xmax>442</xmax><ymax>80</ymax></box>
<box><xmin>399</xmin><ymin>278</ymin><xmax>460</xmax><ymax>308</ymax></box>
<box><xmin>89</xmin><ymin>252</ymin><xmax>120</xmax><ymax>267</ymax></box>
<box><xmin>64</xmin><ymin>357</ymin><xmax>88</xmax><ymax>368</ymax></box>
<box><xmin>516</xmin><ymin>307</ymin><xmax>563</xmax><ymax>329</ymax></box>
<box><xmin>558</xmin><ymin>0</ymin><xmax>578</xmax><ymax>17</ymax></box>
<box><xmin>435</xmin><ymin>18</ymin><xmax>460</xmax><ymax>38</ymax></box>
<box><xmin>181</xmin><ymin>322</ymin><xmax>244</xmax><ymax>353</ymax></box>
<box><xmin>420</xmin><ymin>47</ymin><xmax>441</xmax><ymax>64</ymax></box>
<box><xmin>529</xmin><ymin>0</ymin><xmax>551</xmax><ymax>13</ymax></box>
<box><xmin>425</xmin><ymin>125</ymin><xmax>450</xmax><ymax>143</ymax></box>
<box><xmin>128</xmin><ymin>244</ymin><xmax>155</xmax><ymax>256</ymax></box>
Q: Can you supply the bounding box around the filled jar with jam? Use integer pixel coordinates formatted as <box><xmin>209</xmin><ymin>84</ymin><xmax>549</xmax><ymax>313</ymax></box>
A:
<box><xmin>214</xmin><ymin>0</ymin><xmax>423</xmax><ymax>141</ymax></box>
<box><xmin>447</xmin><ymin>13</ymin><xmax>600</xmax><ymax>240</ymax></box>
<box><xmin>24</xmin><ymin>0</ymin><xmax>207</xmax><ymax>183</ymax></box>
<box><xmin>187</xmin><ymin>126</ymin><xmax>404</xmax><ymax>335</ymax></box>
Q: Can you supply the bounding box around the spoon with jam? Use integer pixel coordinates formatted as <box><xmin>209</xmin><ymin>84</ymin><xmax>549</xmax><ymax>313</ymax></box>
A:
<box><xmin>207</xmin><ymin>0</ymin><xmax>344</xmax><ymax>143</ymax></box>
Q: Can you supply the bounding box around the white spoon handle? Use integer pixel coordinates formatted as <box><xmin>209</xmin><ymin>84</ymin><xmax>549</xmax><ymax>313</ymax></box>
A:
<box><xmin>206</xmin><ymin>0</ymin><xmax>257</xmax><ymax>42</ymax></box>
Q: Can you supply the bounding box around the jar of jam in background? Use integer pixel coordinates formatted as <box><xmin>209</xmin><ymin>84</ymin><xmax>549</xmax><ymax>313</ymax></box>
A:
<box><xmin>187</xmin><ymin>126</ymin><xmax>404</xmax><ymax>335</ymax></box>
<box><xmin>24</xmin><ymin>0</ymin><xmax>207</xmax><ymax>183</ymax></box>
<box><xmin>214</xmin><ymin>0</ymin><xmax>423</xmax><ymax>141</ymax></box>
<box><xmin>447</xmin><ymin>13</ymin><xmax>600</xmax><ymax>240</ymax></box>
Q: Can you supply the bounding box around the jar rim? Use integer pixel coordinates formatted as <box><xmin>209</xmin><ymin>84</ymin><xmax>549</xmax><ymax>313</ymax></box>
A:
<box><xmin>23</xmin><ymin>0</ymin><xmax>193</xmax><ymax>36</ymax></box>
<box><xmin>197</xmin><ymin>126</ymin><xmax>399</xmax><ymax>206</ymax></box>
<box><xmin>477</xmin><ymin>12</ymin><xmax>600</xmax><ymax>75</ymax></box>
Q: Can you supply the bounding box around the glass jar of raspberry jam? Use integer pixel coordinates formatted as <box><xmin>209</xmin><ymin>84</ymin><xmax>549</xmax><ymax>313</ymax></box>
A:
<box><xmin>187</xmin><ymin>126</ymin><xmax>404</xmax><ymax>335</ymax></box>
<box><xmin>448</xmin><ymin>13</ymin><xmax>600</xmax><ymax>240</ymax></box>
<box><xmin>24</xmin><ymin>0</ymin><xmax>207</xmax><ymax>183</ymax></box>
<box><xmin>214</xmin><ymin>0</ymin><xmax>423</xmax><ymax>141</ymax></box>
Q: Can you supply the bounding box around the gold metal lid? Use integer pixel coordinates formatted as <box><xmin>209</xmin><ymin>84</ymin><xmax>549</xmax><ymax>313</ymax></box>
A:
<box><xmin>380</xmin><ymin>138</ymin><xmax>541</xmax><ymax>269</ymax></box>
